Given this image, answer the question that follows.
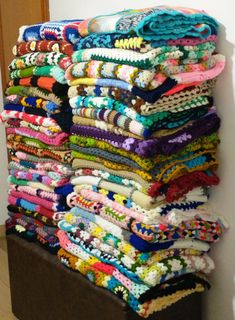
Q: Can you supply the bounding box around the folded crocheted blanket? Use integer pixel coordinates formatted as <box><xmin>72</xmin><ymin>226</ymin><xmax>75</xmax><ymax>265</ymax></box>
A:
<box><xmin>7</xmin><ymin>195</ymin><xmax>54</xmax><ymax>218</ymax></box>
<box><xmin>9</xmin><ymin>184</ymin><xmax>63</xmax><ymax>203</ymax></box>
<box><xmin>8</xmin><ymin>160</ymin><xmax>74</xmax><ymax>180</ymax></box>
<box><xmin>8</xmin><ymin>211</ymin><xmax>56</xmax><ymax>234</ymax></box>
<box><xmin>7</xmin><ymin>122</ymin><xmax>63</xmax><ymax>138</ymax></box>
<box><xmin>8</xmin><ymin>159</ymin><xmax>70</xmax><ymax>179</ymax></box>
<box><xmin>5</xmin><ymin>95</ymin><xmax>61</xmax><ymax>114</ymax></box>
<box><xmin>1</xmin><ymin>110</ymin><xmax>58</xmax><ymax>127</ymax></box>
<box><xmin>57</xmin><ymin>229</ymin><xmax>214</xmax><ymax>287</ymax></box>
<box><xmin>70</xmin><ymin>133</ymin><xmax>218</xmax><ymax>171</ymax></box>
<box><xmin>5</xmin><ymin>107</ymin><xmax>72</xmax><ymax>133</ymax></box>
<box><xmin>10</xmin><ymin>66</ymin><xmax>66</xmax><ymax>84</ymax></box>
<box><xmin>77</xmin><ymin>6</ymin><xmax>218</xmax><ymax>41</ymax></box>
<box><xmin>66</xmin><ymin>55</ymin><xmax>224</xmax><ymax>90</ymax></box>
<box><xmin>67</xmin><ymin>80</ymin><xmax>215</xmax><ymax>115</ymax></box>
<box><xmin>9</xmin><ymin>169</ymin><xmax>69</xmax><ymax>187</ymax></box>
<box><xmin>8</xmin><ymin>135</ymin><xmax>69</xmax><ymax>152</ymax></box>
<box><xmin>71</xmin><ymin>157</ymin><xmax>215</xmax><ymax>197</ymax></box>
<box><xmin>5</xmin><ymin>86</ymin><xmax>65</xmax><ymax>106</ymax></box>
<box><xmin>8</xmin><ymin>204</ymin><xmax>57</xmax><ymax>227</ymax></box>
<box><xmin>8</xmin><ymin>76</ymin><xmax>69</xmax><ymax>96</ymax></box>
<box><xmin>13</xmin><ymin>40</ymin><xmax>74</xmax><ymax>57</ymax></box>
<box><xmin>72</xmin><ymin>42</ymin><xmax>216</xmax><ymax>69</ymax></box>
<box><xmin>6</xmin><ymin>216</ymin><xmax>59</xmax><ymax>254</ymax></box>
<box><xmin>70</xmin><ymin>110</ymin><xmax>220</xmax><ymax>157</ymax></box>
<box><xmin>70</xmin><ymin>97</ymin><xmax>211</xmax><ymax>137</ymax></box>
<box><xmin>18</xmin><ymin>20</ymin><xmax>82</xmax><ymax>43</ymax></box>
<box><xmin>60</xmin><ymin>211</ymin><xmax>208</xmax><ymax>256</ymax></box>
<box><xmin>73</xmin><ymin>32</ymin><xmax>217</xmax><ymax>52</ymax></box>
<box><xmin>8</xmin><ymin>159</ymin><xmax>73</xmax><ymax>176</ymax></box>
<box><xmin>9</xmin><ymin>52</ymin><xmax>72</xmax><ymax>71</ymax></box>
<box><xmin>58</xmin><ymin>247</ymin><xmax>206</xmax><ymax>318</ymax></box>
<box><xmin>69</xmin><ymin>184</ymin><xmax>218</xmax><ymax>224</ymax></box>
<box><xmin>67</xmin><ymin>190</ymin><xmax>223</xmax><ymax>244</ymax></box>
<box><xmin>56</xmin><ymin>207</ymin><xmax>211</xmax><ymax>253</ymax></box>
<box><xmin>71</xmin><ymin>146</ymin><xmax>218</xmax><ymax>183</ymax></box>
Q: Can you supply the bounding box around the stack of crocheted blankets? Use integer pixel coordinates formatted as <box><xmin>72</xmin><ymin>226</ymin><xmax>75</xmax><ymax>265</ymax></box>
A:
<box><xmin>1</xmin><ymin>20</ymin><xmax>83</xmax><ymax>253</ymax></box>
<box><xmin>1</xmin><ymin>6</ymin><xmax>227</xmax><ymax>319</ymax></box>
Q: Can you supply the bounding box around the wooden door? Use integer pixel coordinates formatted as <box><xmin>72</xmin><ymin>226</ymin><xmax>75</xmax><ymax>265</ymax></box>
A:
<box><xmin>0</xmin><ymin>0</ymin><xmax>49</xmax><ymax>89</ymax></box>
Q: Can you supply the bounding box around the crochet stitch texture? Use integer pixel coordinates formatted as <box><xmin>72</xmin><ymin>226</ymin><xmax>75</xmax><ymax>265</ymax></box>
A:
<box><xmin>1</xmin><ymin>5</ymin><xmax>227</xmax><ymax>319</ymax></box>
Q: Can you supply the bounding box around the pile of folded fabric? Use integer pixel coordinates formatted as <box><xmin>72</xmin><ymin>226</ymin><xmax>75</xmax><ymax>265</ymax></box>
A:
<box><xmin>0</xmin><ymin>6</ymin><xmax>228</xmax><ymax>318</ymax></box>
<box><xmin>55</xmin><ymin>6</ymin><xmax>227</xmax><ymax>318</ymax></box>
<box><xmin>0</xmin><ymin>20</ymin><xmax>83</xmax><ymax>253</ymax></box>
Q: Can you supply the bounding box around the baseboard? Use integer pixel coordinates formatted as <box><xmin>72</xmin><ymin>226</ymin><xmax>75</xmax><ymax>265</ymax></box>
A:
<box><xmin>0</xmin><ymin>224</ymin><xmax>5</xmax><ymax>238</ymax></box>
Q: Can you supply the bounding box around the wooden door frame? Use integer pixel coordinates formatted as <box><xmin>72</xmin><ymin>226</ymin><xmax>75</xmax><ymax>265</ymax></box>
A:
<box><xmin>0</xmin><ymin>0</ymin><xmax>49</xmax><ymax>89</ymax></box>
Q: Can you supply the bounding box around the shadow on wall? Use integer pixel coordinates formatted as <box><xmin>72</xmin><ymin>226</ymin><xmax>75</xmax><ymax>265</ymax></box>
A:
<box><xmin>0</xmin><ymin>142</ymin><xmax>8</xmax><ymax>224</ymax></box>
<box><xmin>203</xmin><ymin>24</ymin><xmax>235</xmax><ymax>320</ymax></box>
<box><xmin>0</xmin><ymin>68</ymin><xmax>8</xmax><ymax>225</ymax></box>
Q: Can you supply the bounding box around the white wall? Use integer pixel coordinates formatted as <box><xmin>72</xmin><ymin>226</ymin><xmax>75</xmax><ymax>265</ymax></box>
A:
<box><xmin>49</xmin><ymin>1</ymin><xmax>234</xmax><ymax>319</ymax></box>
<box><xmin>0</xmin><ymin>69</ymin><xmax>9</xmax><ymax>225</ymax></box>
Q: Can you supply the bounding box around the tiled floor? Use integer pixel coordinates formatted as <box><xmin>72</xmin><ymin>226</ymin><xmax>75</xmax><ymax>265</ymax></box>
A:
<box><xmin>0</xmin><ymin>237</ymin><xmax>16</xmax><ymax>320</ymax></box>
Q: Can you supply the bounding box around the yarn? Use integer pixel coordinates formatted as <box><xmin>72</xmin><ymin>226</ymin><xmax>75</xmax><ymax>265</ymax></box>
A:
<box><xmin>0</xmin><ymin>6</ymin><xmax>227</xmax><ymax>318</ymax></box>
